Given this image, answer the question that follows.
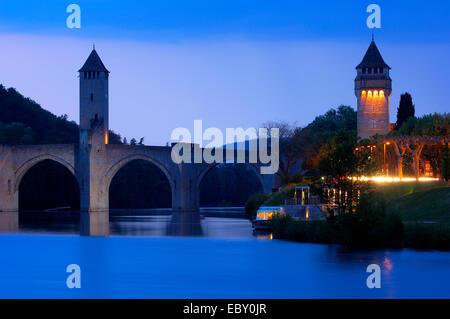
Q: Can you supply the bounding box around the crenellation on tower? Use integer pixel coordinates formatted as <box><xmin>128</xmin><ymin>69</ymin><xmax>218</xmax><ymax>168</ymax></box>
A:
<box><xmin>355</xmin><ymin>41</ymin><xmax>392</xmax><ymax>140</ymax></box>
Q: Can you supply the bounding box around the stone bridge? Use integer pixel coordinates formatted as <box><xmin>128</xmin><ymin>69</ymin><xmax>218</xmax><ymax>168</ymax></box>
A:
<box><xmin>0</xmin><ymin>48</ymin><xmax>275</xmax><ymax>236</ymax></box>
<box><xmin>0</xmin><ymin>140</ymin><xmax>274</xmax><ymax>235</ymax></box>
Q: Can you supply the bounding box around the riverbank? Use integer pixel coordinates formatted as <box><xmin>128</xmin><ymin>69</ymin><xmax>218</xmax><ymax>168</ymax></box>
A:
<box><xmin>271</xmin><ymin>182</ymin><xmax>450</xmax><ymax>251</ymax></box>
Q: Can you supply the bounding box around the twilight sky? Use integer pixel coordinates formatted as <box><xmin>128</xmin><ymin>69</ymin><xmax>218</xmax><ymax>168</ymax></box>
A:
<box><xmin>0</xmin><ymin>0</ymin><xmax>449</xmax><ymax>145</ymax></box>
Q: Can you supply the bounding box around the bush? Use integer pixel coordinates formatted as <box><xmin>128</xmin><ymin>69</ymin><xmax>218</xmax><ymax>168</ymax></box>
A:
<box><xmin>330</xmin><ymin>193</ymin><xmax>404</xmax><ymax>248</ymax></box>
<box><xmin>244</xmin><ymin>193</ymin><xmax>270</xmax><ymax>219</ymax></box>
<box><xmin>404</xmin><ymin>223</ymin><xmax>450</xmax><ymax>251</ymax></box>
<box><xmin>264</xmin><ymin>184</ymin><xmax>296</xmax><ymax>206</ymax></box>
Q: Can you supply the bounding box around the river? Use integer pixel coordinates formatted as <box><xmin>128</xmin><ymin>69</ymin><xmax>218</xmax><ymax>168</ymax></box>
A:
<box><xmin>0</xmin><ymin>209</ymin><xmax>449</xmax><ymax>298</ymax></box>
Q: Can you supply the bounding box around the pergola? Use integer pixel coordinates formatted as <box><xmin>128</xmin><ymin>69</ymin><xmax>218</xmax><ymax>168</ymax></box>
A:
<box><xmin>378</xmin><ymin>136</ymin><xmax>449</xmax><ymax>180</ymax></box>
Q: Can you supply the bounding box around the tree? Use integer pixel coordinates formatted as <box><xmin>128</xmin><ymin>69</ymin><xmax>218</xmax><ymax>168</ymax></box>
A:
<box><xmin>301</xmin><ymin>105</ymin><xmax>357</xmax><ymax>173</ymax></box>
<box><xmin>396</xmin><ymin>92</ymin><xmax>415</xmax><ymax>129</ymax></box>
<box><xmin>442</xmin><ymin>144</ymin><xmax>450</xmax><ymax>181</ymax></box>
<box><xmin>318</xmin><ymin>130</ymin><xmax>378</xmax><ymax>215</ymax></box>
<box><xmin>262</xmin><ymin>121</ymin><xmax>302</xmax><ymax>184</ymax></box>
<box><xmin>0</xmin><ymin>122</ymin><xmax>34</xmax><ymax>145</ymax></box>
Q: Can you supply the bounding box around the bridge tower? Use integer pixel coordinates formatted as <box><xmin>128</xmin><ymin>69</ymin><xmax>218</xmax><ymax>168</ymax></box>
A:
<box><xmin>355</xmin><ymin>40</ymin><xmax>392</xmax><ymax>139</ymax></box>
<box><xmin>77</xmin><ymin>48</ymin><xmax>110</xmax><ymax>235</ymax></box>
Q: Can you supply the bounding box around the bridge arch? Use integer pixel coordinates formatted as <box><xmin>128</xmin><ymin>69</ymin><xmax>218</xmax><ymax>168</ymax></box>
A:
<box><xmin>197</xmin><ymin>162</ymin><xmax>266</xmax><ymax>193</ymax></box>
<box><xmin>14</xmin><ymin>154</ymin><xmax>77</xmax><ymax>193</ymax></box>
<box><xmin>103</xmin><ymin>154</ymin><xmax>176</xmax><ymax>204</ymax></box>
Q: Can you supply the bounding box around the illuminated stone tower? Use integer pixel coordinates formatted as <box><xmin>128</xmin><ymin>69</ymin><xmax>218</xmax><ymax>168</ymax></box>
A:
<box><xmin>355</xmin><ymin>41</ymin><xmax>392</xmax><ymax>139</ymax></box>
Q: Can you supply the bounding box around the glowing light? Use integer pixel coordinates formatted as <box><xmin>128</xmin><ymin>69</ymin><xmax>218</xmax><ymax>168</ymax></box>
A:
<box><xmin>368</xmin><ymin>90</ymin><xmax>373</xmax><ymax>96</ymax></box>
<box><xmin>361</xmin><ymin>90</ymin><xmax>367</xmax><ymax>97</ymax></box>
<box><xmin>348</xmin><ymin>176</ymin><xmax>440</xmax><ymax>183</ymax></box>
<box><xmin>380</xmin><ymin>90</ymin><xmax>385</xmax><ymax>96</ymax></box>
<box><xmin>374</xmin><ymin>90</ymin><xmax>378</xmax><ymax>96</ymax></box>
<box><xmin>105</xmin><ymin>131</ymin><xmax>108</xmax><ymax>144</ymax></box>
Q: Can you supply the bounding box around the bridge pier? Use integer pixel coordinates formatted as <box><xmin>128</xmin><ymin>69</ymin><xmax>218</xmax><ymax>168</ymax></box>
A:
<box><xmin>80</xmin><ymin>211</ymin><xmax>109</xmax><ymax>236</ymax></box>
<box><xmin>168</xmin><ymin>162</ymin><xmax>202</xmax><ymax>236</ymax></box>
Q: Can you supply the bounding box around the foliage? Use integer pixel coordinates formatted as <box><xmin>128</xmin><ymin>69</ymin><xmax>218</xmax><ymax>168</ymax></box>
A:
<box><xmin>329</xmin><ymin>193</ymin><xmax>404</xmax><ymax>248</ymax></box>
<box><xmin>0</xmin><ymin>85</ymin><xmax>79</xmax><ymax>144</ymax></box>
<box><xmin>395</xmin><ymin>92</ymin><xmax>415</xmax><ymax>130</ymax></box>
<box><xmin>392</xmin><ymin>113</ymin><xmax>449</xmax><ymax>136</ymax></box>
<box><xmin>318</xmin><ymin>130</ymin><xmax>378</xmax><ymax>214</ymax></box>
<box><xmin>244</xmin><ymin>192</ymin><xmax>270</xmax><ymax>219</ymax></box>
<box><xmin>0</xmin><ymin>122</ymin><xmax>34</xmax><ymax>145</ymax></box>
<box><xmin>272</xmin><ymin>183</ymin><xmax>450</xmax><ymax>251</ymax></box>
<box><xmin>403</xmin><ymin>223</ymin><xmax>450</xmax><ymax>251</ymax></box>
<box><xmin>262</xmin><ymin>121</ymin><xmax>303</xmax><ymax>184</ymax></box>
<box><xmin>301</xmin><ymin>105</ymin><xmax>357</xmax><ymax>173</ymax></box>
<box><xmin>442</xmin><ymin>144</ymin><xmax>450</xmax><ymax>181</ymax></box>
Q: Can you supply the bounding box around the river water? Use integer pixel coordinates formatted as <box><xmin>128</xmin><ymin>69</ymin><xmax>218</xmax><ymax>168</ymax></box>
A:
<box><xmin>0</xmin><ymin>210</ymin><xmax>449</xmax><ymax>298</ymax></box>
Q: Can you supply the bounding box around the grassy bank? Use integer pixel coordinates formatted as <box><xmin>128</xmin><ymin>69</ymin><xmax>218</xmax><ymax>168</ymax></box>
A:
<box><xmin>270</xmin><ymin>182</ymin><xmax>450</xmax><ymax>251</ymax></box>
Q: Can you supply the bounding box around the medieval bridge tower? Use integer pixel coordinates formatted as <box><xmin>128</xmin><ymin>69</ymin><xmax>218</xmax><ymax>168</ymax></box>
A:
<box><xmin>355</xmin><ymin>40</ymin><xmax>392</xmax><ymax>139</ymax></box>
<box><xmin>0</xmin><ymin>48</ymin><xmax>274</xmax><ymax>236</ymax></box>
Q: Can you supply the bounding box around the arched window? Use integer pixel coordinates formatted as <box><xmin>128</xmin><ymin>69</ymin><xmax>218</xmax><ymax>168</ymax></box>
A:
<box><xmin>90</xmin><ymin>93</ymin><xmax>94</xmax><ymax>102</ymax></box>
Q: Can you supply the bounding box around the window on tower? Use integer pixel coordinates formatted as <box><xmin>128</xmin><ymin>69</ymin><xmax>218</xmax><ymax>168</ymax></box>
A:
<box><xmin>362</xmin><ymin>68</ymin><xmax>367</xmax><ymax>74</ymax></box>
<box><xmin>90</xmin><ymin>93</ymin><xmax>93</xmax><ymax>102</ymax></box>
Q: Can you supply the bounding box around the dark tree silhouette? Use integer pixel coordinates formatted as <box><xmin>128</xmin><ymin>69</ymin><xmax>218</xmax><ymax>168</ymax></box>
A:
<box><xmin>396</xmin><ymin>93</ymin><xmax>415</xmax><ymax>129</ymax></box>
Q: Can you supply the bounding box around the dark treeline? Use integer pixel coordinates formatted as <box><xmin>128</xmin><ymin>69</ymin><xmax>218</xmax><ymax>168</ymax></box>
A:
<box><xmin>1</xmin><ymin>85</ymin><xmax>261</xmax><ymax>210</ymax></box>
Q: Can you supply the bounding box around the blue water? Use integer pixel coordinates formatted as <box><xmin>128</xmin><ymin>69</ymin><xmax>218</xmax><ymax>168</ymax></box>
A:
<box><xmin>1</xmin><ymin>233</ymin><xmax>449</xmax><ymax>298</ymax></box>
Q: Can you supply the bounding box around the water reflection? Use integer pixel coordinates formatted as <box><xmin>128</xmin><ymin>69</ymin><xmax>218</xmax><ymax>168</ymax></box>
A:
<box><xmin>0</xmin><ymin>212</ymin><xmax>18</xmax><ymax>232</ymax></box>
<box><xmin>13</xmin><ymin>209</ymin><xmax>267</xmax><ymax>239</ymax></box>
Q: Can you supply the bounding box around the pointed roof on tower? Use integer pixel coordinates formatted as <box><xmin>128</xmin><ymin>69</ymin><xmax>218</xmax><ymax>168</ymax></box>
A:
<box><xmin>79</xmin><ymin>48</ymin><xmax>109</xmax><ymax>73</ymax></box>
<box><xmin>356</xmin><ymin>41</ymin><xmax>391</xmax><ymax>70</ymax></box>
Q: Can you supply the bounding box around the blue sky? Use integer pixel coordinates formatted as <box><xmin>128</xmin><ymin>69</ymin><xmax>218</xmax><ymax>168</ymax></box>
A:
<box><xmin>0</xmin><ymin>1</ymin><xmax>449</xmax><ymax>144</ymax></box>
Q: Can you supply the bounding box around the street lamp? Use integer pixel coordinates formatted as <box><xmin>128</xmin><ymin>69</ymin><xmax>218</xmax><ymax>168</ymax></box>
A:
<box><xmin>384</xmin><ymin>142</ymin><xmax>390</xmax><ymax>175</ymax></box>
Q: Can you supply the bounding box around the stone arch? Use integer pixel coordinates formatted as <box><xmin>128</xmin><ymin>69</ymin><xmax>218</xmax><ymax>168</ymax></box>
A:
<box><xmin>14</xmin><ymin>154</ymin><xmax>77</xmax><ymax>193</ymax></box>
<box><xmin>197</xmin><ymin>162</ymin><xmax>266</xmax><ymax>193</ymax></box>
<box><xmin>103</xmin><ymin>154</ymin><xmax>176</xmax><ymax>203</ymax></box>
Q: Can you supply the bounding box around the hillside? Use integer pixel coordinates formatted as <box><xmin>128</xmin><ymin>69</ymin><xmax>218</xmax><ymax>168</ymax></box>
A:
<box><xmin>0</xmin><ymin>85</ymin><xmax>78</xmax><ymax>144</ymax></box>
<box><xmin>385</xmin><ymin>184</ymin><xmax>450</xmax><ymax>222</ymax></box>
